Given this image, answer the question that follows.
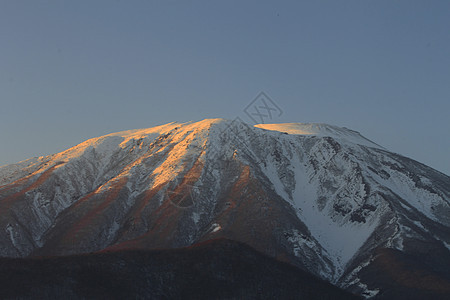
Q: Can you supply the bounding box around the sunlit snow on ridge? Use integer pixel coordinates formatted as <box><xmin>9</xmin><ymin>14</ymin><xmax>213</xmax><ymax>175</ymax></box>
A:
<box><xmin>255</xmin><ymin>123</ymin><xmax>384</xmax><ymax>149</ymax></box>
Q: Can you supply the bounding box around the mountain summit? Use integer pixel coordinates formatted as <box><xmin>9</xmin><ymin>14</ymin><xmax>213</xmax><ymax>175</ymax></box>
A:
<box><xmin>1</xmin><ymin>118</ymin><xmax>449</xmax><ymax>299</ymax></box>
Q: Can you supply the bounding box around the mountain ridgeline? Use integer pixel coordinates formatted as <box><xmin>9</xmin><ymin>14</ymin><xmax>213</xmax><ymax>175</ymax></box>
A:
<box><xmin>0</xmin><ymin>118</ymin><xmax>449</xmax><ymax>299</ymax></box>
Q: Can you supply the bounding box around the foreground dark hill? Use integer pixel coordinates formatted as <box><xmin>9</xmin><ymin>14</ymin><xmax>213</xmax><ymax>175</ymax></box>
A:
<box><xmin>358</xmin><ymin>247</ymin><xmax>450</xmax><ymax>299</ymax></box>
<box><xmin>1</xmin><ymin>118</ymin><xmax>449</xmax><ymax>298</ymax></box>
<box><xmin>0</xmin><ymin>239</ymin><xmax>358</xmax><ymax>300</ymax></box>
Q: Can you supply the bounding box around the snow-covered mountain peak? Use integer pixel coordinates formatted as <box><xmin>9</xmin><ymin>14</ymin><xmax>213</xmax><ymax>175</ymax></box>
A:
<box><xmin>1</xmin><ymin>118</ymin><xmax>449</xmax><ymax>298</ymax></box>
<box><xmin>255</xmin><ymin>122</ymin><xmax>383</xmax><ymax>149</ymax></box>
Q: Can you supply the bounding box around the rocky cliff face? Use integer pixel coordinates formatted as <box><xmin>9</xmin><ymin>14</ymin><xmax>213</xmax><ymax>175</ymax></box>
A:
<box><xmin>1</xmin><ymin>118</ymin><xmax>449</xmax><ymax>298</ymax></box>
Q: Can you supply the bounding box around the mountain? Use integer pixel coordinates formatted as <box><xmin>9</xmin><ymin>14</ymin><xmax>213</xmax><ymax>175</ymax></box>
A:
<box><xmin>0</xmin><ymin>118</ymin><xmax>449</xmax><ymax>298</ymax></box>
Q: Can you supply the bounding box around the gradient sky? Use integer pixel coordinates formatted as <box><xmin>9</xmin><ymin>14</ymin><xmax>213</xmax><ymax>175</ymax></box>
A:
<box><xmin>1</xmin><ymin>1</ymin><xmax>449</xmax><ymax>175</ymax></box>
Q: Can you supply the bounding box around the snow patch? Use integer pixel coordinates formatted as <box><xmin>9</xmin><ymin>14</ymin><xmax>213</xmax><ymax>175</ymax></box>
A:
<box><xmin>5</xmin><ymin>224</ymin><xmax>19</xmax><ymax>250</ymax></box>
<box><xmin>210</xmin><ymin>223</ymin><xmax>221</xmax><ymax>233</ymax></box>
<box><xmin>379</xmin><ymin>168</ymin><xmax>446</xmax><ymax>224</ymax></box>
<box><xmin>359</xmin><ymin>282</ymin><xmax>380</xmax><ymax>298</ymax></box>
<box><xmin>443</xmin><ymin>241</ymin><xmax>450</xmax><ymax>251</ymax></box>
<box><xmin>192</xmin><ymin>212</ymin><xmax>200</xmax><ymax>225</ymax></box>
<box><xmin>290</xmin><ymin>154</ymin><xmax>380</xmax><ymax>275</ymax></box>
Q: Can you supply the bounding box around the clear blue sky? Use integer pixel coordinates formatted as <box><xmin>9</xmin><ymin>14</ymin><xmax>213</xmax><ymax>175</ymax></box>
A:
<box><xmin>1</xmin><ymin>0</ymin><xmax>449</xmax><ymax>175</ymax></box>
